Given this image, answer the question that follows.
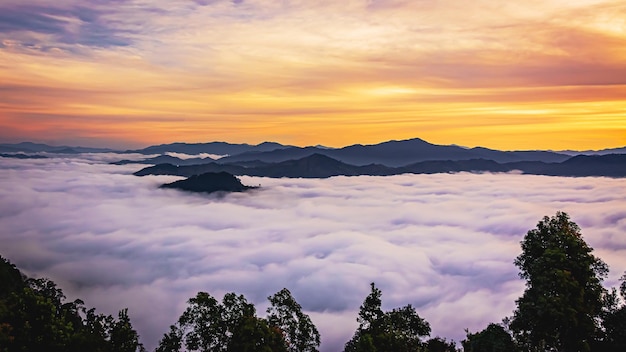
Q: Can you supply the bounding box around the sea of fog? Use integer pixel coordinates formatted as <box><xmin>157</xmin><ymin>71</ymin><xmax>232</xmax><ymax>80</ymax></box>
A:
<box><xmin>1</xmin><ymin>154</ymin><xmax>625</xmax><ymax>351</ymax></box>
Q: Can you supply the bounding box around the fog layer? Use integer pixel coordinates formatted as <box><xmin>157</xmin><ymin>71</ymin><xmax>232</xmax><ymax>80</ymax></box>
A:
<box><xmin>1</xmin><ymin>155</ymin><xmax>625</xmax><ymax>351</ymax></box>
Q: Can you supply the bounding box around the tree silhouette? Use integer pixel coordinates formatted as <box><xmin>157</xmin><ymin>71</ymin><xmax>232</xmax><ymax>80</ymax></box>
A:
<box><xmin>510</xmin><ymin>212</ymin><xmax>608</xmax><ymax>352</ymax></box>
<box><xmin>344</xmin><ymin>283</ymin><xmax>430</xmax><ymax>352</ymax></box>
<box><xmin>267</xmin><ymin>288</ymin><xmax>320</xmax><ymax>352</ymax></box>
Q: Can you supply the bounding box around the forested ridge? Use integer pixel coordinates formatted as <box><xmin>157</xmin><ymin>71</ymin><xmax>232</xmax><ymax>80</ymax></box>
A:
<box><xmin>2</xmin><ymin>212</ymin><xmax>625</xmax><ymax>351</ymax></box>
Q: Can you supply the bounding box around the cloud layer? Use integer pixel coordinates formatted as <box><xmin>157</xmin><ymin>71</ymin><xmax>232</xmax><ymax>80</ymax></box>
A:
<box><xmin>1</xmin><ymin>155</ymin><xmax>625</xmax><ymax>350</ymax></box>
<box><xmin>0</xmin><ymin>0</ymin><xmax>625</xmax><ymax>149</ymax></box>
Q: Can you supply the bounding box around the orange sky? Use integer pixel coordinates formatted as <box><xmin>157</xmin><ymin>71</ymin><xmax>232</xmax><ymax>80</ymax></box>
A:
<box><xmin>0</xmin><ymin>0</ymin><xmax>624</xmax><ymax>150</ymax></box>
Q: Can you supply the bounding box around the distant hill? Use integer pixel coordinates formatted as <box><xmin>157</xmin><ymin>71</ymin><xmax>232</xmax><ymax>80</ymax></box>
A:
<box><xmin>3</xmin><ymin>138</ymin><xmax>625</xmax><ymax>173</ymax></box>
<box><xmin>400</xmin><ymin>158</ymin><xmax>509</xmax><ymax>174</ymax></box>
<box><xmin>0</xmin><ymin>153</ymin><xmax>48</xmax><ymax>159</ymax></box>
<box><xmin>136</xmin><ymin>153</ymin><xmax>626</xmax><ymax>179</ymax></box>
<box><xmin>0</xmin><ymin>145</ymin><xmax>23</xmax><ymax>153</ymax></box>
<box><xmin>557</xmin><ymin>146</ymin><xmax>626</xmax><ymax>156</ymax></box>
<box><xmin>0</xmin><ymin>142</ymin><xmax>113</xmax><ymax>154</ymax></box>
<box><xmin>160</xmin><ymin>172</ymin><xmax>255</xmax><ymax>194</ymax></box>
<box><xmin>112</xmin><ymin>155</ymin><xmax>216</xmax><ymax>166</ymax></box>
<box><xmin>135</xmin><ymin>162</ymin><xmax>248</xmax><ymax>177</ymax></box>
<box><xmin>250</xmin><ymin>153</ymin><xmax>393</xmax><ymax>178</ymax></box>
<box><xmin>541</xmin><ymin>154</ymin><xmax>626</xmax><ymax>177</ymax></box>
<box><xmin>217</xmin><ymin>138</ymin><xmax>572</xmax><ymax>167</ymax></box>
<box><xmin>138</xmin><ymin>154</ymin><xmax>395</xmax><ymax>178</ymax></box>
<box><xmin>128</xmin><ymin>141</ymin><xmax>289</xmax><ymax>155</ymax></box>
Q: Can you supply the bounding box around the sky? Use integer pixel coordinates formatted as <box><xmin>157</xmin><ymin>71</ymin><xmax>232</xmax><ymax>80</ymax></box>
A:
<box><xmin>0</xmin><ymin>0</ymin><xmax>625</xmax><ymax>150</ymax></box>
<box><xmin>1</xmin><ymin>154</ymin><xmax>625</xmax><ymax>351</ymax></box>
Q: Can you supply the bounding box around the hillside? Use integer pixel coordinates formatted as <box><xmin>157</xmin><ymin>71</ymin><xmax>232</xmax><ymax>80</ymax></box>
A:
<box><xmin>160</xmin><ymin>171</ymin><xmax>255</xmax><ymax>193</ymax></box>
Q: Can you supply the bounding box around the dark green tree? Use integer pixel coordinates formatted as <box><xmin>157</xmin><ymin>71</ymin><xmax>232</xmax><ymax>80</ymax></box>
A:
<box><xmin>461</xmin><ymin>323</ymin><xmax>516</xmax><ymax>352</ymax></box>
<box><xmin>227</xmin><ymin>316</ymin><xmax>287</xmax><ymax>352</ymax></box>
<box><xmin>425</xmin><ymin>337</ymin><xmax>458</xmax><ymax>352</ymax></box>
<box><xmin>509</xmin><ymin>212</ymin><xmax>608</xmax><ymax>352</ymax></box>
<box><xmin>156</xmin><ymin>291</ymin><xmax>288</xmax><ymax>352</ymax></box>
<box><xmin>155</xmin><ymin>325</ymin><xmax>183</xmax><ymax>352</ymax></box>
<box><xmin>0</xmin><ymin>256</ymin><xmax>143</xmax><ymax>352</ymax></box>
<box><xmin>179</xmin><ymin>292</ymin><xmax>232</xmax><ymax>351</ymax></box>
<box><xmin>598</xmin><ymin>272</ymin><xmax>626</xmax><ymax>352</ymax></box>
<box><xmin>267</xmin><ymin>288</ymin><xmax>320</xmax><ymax>352</ymax></box>
<box><xmin>110</xmin><ymin>309</ymin><xmax>144</xmax><ymax>352</ymax></box>
<box><xmin>357</xmin><ymin>283</ymin><xmax>384</xmax><ymax>333</ymax></box>
<box><xmin>344</xmin><ymin>283</ymin><xmax>430</xmax><ymax>352</ymax></box>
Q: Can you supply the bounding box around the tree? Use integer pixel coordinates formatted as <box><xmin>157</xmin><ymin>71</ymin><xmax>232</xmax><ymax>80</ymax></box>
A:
<box><xmin>110</xmin><ymin>309</ymin><xmax>144</xmax><ymax>352</ymax></box>
<box><xmin>156</xmin><ymin>291</ymin><xmax>287</xmax><ymax>352</ymax></box>
<box><xmin>344</xmin><ymin>283</ymin><xmax>430</xmax><ymax>352</ymax></box>
<box><xmin>177</xmin><ymin>292</ymin><xmax>237</xmax><ymax>351</ymax></box>
<box><xmin>461</xmin><ymin>323</ymin><xmax>516</xmax><ymax>352</ymax></box>
<box><xmin>0</xmin><ymin>256</ymin><xmax>143</xmax><ymax>352</ymax></box>
<box><xmin>509</xmin><ymin>211</ymin><xmax>608</xmax><ymax>352</ymax></box>
<box><xmin>267</xmin><ymin>288</ymin><xmax>320</xmax><ymax>352</ymax></box>
<box><xmin>598</xmin><ymin>272</ymin><xmax>626</xmax><ymax>352</ymax></box>
<box><xmin>227</xmin><ymin>316</ymin><xmax>287</xmax><ymax>352</ymax></box>
<box><xmin>357</xmin><ymin>283</ymin><xmax>385</xmax><ymax>333</ymax></box>
<box><xmin>425</xmin><ymin>337</ymin><xmax>458</xmax><ymax>352</ymax></box>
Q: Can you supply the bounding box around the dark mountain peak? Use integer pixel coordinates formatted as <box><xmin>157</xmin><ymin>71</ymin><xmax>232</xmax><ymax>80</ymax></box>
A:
<box><xmin>380</xmin><ymin>137</ymin><xmax>431</xmax><ymax>145</ymax></box>
<box><xmin>134</xmin><ymin>163</ymin><xmax>179</xmax><ymax>176</ymax></box>
<box><xmin>288</xmin><ymin>153</ymin><xmax>344</xmax><ymax>165</ymax></box>
<box><xmin>251</xmin><ymin>153</ymin><xmax>367</xmax><ymax>178</ymax></box>
<box><xmin>132</xmin><ymin>141</ymin><xmax>290</xmax><ymax>156</ymax></box>
<box><xmin>256</xmin><ymin>141</ymin><xmax>285</xmax><ymax>148</ymax></box>
<box><xmin>342</xmin><ymin>137</ymin><xmax>433</xmax><ymax>152</ymax></box>
<box><xmin>160</xmin><ymin>171</ymin><xmax>254</xmax><ymax>194</ymax></box>
<box><xmin>562</xmin><ymin>153</ymin><xmax>626</xmax><ymax>164</ymax></box>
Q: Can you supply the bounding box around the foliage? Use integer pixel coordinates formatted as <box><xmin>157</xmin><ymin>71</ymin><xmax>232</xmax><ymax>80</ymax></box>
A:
<box><xmin>509</xmin><ymin>211</ymin><xmax>609</xmax><ymax>352</ymax></box>
<box><xmin>594</xmin><ymin>272</ymin><xmax>626</xmax><ymax>352</ymax></box>
<box><xmin>267</xmin><ymin>288</ymin><xmax>320</xmax><ymax>352</ymax></box>
<box><xmin>157</xmin><ymin>289</ymin><xmax>321</xmax><ymax>352</ymax></box>
<box><xmin>461</xmin><ymin>323</ymin><xmax>516</xmax><ymax>352</ymax></box>
<box><xmin>424</xmin><ymin>337</ymin><xmax>458</xmax><ymax>352</ymax></box>
<box><xmin>344</xmin><ymin>283</ymin><xmax>431</xmax><ymax>352</ymax></box>
<box><xmin>0</xmin><ymin>255</ymin><xmax>144</xmax><ymax>352</ymax></box>
<box><xmin>227</xmin><ymin>316</ymin><xmax>287</xmax><ymax>352</ymax></box>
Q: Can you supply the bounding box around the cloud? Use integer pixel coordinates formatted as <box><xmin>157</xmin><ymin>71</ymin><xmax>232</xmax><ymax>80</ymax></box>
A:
<box><xmin>0</xmin><ymin>3</ymin><xmax>134</xmax><ymax>50</ymax></box>
<box><xmin>164</xmin><ymin>152</ymin><xmax>226</xmax><ymax>160</ymax></box>
<box><xmin>1</xmin><ymin>0</ymin><xmax>625</xmax><ymax>150</ymax></box>
<box><xmin>1</xmin><ymin>155</ymin><xmax>625</xmax><ymax>351</ymax></box>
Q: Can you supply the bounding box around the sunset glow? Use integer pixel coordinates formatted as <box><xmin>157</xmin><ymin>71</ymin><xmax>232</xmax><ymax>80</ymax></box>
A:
<box><xmin>0</xmin><ymin>0</ymin><xmax>624</xmax><ymax>149</ymax></box>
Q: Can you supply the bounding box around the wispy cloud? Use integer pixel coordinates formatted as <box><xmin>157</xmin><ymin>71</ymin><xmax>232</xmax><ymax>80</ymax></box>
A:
<box><xmin>1</xmin><ymin>155</ymin><xmax>625</xmax><ymax>350</ymax></box>
<box><xmin>0</xmin><ymin>2</ymin><xmax>135</xmax><ymax>51</ymax></box>
<box><xmin>0</xmin><ymin>0</ymin><xmax>624</xmax><ymax>149</ymax></box>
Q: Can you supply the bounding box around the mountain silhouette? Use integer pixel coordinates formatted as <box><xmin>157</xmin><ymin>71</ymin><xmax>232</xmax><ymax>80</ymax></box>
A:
<box><xmin>0</xmin><ymin>142</ymin><xmax>112</xmax><ymax>153</ymax></box>
<box><xmin>113</xmin><ymin>155</ymin><xmax>217</xmax><ymax>166</ymax></box>
<box><xmin>217</xmin><ymin>138</ymin><xmax>570</xmax><ymax>167</ymax></box>
<box><xmin>137</xmin><ymin>153</ymin><xmax>626</xmax><ymax>179</ymax></box>
<box><xmin>128</xmin><ymin>141</ymin><xmax>289</xmax><ymax>155</ymax></box>
<box><xmin>0</xmin><ymin>153</ymin><xmax>48</xmax><ymax>159</ymax></box>
<box><xmin>160</xmin><ymin>172</ymin><xmax>254</xmax><ymax>194</ymax></box>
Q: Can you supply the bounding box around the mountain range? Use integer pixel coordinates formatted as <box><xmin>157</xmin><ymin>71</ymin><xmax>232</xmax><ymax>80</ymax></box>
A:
<box><xmin>2</xmin><ymin>138</ymin><xmax>625</xmax><ymax>178</ymax></box>
<box><xmin>135</xmin><ymin>153</ymin><xmax>626</xmax><ymax>178</ymax></box>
